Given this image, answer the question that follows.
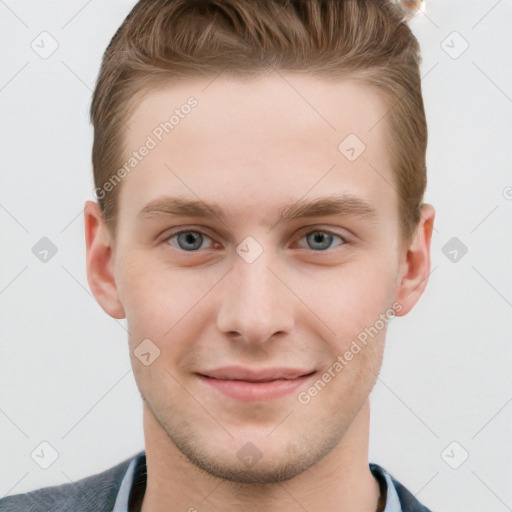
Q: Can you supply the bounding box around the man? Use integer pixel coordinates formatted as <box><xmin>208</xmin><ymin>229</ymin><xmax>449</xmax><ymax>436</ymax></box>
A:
<box><xmin>0</xmin><ymin>0</ymin><xmax>435</xmax><ymax>510</ymax></box>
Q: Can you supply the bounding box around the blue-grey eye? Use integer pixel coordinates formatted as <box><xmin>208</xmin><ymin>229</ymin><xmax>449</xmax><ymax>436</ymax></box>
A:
<box><xmin>168</xmin><ymin>231</ymin><xmax>213</xmax><ymax>251</ymax></box>
<box><xmin>300</xmin><ymin>231</ymin><xmax>345</xmax><ymax>251</ymax></box>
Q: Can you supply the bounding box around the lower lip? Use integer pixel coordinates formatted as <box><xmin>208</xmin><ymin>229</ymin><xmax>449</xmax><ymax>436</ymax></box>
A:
<box><xmin>198</xmin><ymin>373</ymin><xmax>316</xmax><ymax>402</ymax></box>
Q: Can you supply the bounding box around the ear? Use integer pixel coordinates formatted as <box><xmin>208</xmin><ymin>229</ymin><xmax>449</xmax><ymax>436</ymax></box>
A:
<box><xmin>392</xmin><ymin>203</ymin><xmax>435</xmax><ymax>316</ymax></box>
<box><xmin>84</xmin><ymin>200</ymin><xmax>125</xmax><ymax>319</ymax></box>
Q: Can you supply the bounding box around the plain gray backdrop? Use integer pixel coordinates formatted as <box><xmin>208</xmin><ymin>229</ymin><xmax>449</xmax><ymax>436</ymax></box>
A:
<box><xmin>1</xmin><ymin>1</ymin><xmax>511</xmax><ymax>510</ymax></box>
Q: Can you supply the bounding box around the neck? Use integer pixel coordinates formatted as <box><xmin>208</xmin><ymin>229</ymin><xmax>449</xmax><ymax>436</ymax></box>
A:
<box><xmin>140</xmin><ymin>399</ymin><xmax>380</xmax><ymax>512</ymax></box>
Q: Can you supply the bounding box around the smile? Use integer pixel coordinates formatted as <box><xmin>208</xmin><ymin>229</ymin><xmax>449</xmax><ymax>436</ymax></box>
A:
<box><xmin>197</xmin><ymin>370</ymin><xmax>316</xmax><ymax>401</ymax></box>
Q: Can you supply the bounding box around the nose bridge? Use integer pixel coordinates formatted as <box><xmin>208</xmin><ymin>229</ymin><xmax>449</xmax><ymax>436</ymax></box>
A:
<box><xmin>216</xmin><ymin>247</ymin><xmax>293</xmax><ymax>342</ymax></box>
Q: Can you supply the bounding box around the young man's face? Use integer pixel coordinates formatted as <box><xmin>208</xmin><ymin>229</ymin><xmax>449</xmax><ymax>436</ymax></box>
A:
<box><xmin>86</xmin><ymin>73</ymin><xmax>433</xmax><ymax>483</ymax></box>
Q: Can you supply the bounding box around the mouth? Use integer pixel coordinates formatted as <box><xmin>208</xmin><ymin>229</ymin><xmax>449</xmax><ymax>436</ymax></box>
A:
<box><xmin>196</xmin><ymin>367</ymin><xmax>317</xmax><ymax>401</ymax></box>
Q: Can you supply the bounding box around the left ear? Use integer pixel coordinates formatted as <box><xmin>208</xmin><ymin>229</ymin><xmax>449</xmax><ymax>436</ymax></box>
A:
<box><xmin>392</xmin><ymin>203</ymin><xmax>435</xmax><ymax>316</ymax></box>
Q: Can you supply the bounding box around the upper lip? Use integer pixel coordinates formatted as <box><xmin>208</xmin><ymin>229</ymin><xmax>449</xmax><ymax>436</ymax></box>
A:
<box><xmin>199</xmin><ymin>366</ymin><xmax>315</xmax><ymax>382</ymax></box>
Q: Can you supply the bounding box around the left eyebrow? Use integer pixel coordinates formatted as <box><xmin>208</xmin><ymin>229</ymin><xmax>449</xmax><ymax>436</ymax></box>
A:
<box><xmin>137</xmin><ymin>194</ymin><xmax>379</xmax><ymax>226</ymax></box>
<box><xmin>277</xmin><ymin>194</ymin><xmax>378</xmax><ymax>224</ymax></box>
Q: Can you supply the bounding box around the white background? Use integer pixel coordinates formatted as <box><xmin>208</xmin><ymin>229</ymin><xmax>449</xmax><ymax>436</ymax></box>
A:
<box><xmin>1</xmin><ymin>1</ymin><xmax>511</xmax><ymax>510</ymax></box>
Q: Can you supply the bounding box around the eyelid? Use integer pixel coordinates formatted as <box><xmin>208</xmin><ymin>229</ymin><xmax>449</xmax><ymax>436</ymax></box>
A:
<box><xmin>293</xmin><ymin>225</ymin><xmax>349</xmax><ymax>242</ymax></box>
<box><xmin>161</xmin><ymin>225</ymin><xmax>216</xmax><ymax>242</ymax></box>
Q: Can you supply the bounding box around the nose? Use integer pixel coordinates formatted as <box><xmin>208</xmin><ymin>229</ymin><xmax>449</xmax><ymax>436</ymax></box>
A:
<box><xmin>216</xmin><ymin>247</ymin><xmax>295</xmax><ymax>345</ymax></box>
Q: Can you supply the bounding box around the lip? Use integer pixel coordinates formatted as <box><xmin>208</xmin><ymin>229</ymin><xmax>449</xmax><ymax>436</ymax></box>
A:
<box><xmin>197</xmin><ymin>366</ymin><xmax>316</xmax><ymax>402</ymax></box>
<box><xmin>200</xmin><ymin>366</ymin><xmax>315</xmax><ymax>382</ymax></box>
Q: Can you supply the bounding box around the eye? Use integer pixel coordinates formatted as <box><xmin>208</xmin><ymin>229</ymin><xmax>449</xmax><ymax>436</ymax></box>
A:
<box><xmin>297</xmin><ymin>230</ymin><xmax>346</xmax><ymax>251</ymax></box>
<box><xmin>163</xmin><ymin>228</ymin><xmax>346</xmax><ymax>253</ymax></box>
<box><xmin>165</xmin><ymin>230</ymin><xmax>214</xmax><ymax>251</ymax></box>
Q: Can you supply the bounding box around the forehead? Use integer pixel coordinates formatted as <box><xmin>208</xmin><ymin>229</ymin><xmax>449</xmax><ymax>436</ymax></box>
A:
<box><xmin>118</xmin><ymin>73</ymin><xmax>396</xmax><ymax>229</ymax></box>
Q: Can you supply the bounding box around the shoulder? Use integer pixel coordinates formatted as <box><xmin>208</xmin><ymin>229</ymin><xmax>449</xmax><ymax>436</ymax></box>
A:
<box><xmin>370</xmin><ymin>462</ymin><xmax>434</xmax><ymax>512</ymax></box>
<box><xmin>0</xmin><ymin>452</ymin><xmax>142</xmax><ymax>512</ymax></box>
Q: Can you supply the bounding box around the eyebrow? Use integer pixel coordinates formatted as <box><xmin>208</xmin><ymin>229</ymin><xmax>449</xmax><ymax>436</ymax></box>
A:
<box><xmin>138</xmin><ymin>194</ymin><xmax>378</xmax><ymax>225</ymax></box>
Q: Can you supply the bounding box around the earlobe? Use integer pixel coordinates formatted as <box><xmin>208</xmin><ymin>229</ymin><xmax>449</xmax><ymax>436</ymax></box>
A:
<box><xmin>393</xmin><ymin>204</ymin><xmax>436</xmax><ymax>317</ymax></box>
<box><xmin>84</xmin><ymin>200</ymin><xmax>126</xmax><ymax>319</ymax></box>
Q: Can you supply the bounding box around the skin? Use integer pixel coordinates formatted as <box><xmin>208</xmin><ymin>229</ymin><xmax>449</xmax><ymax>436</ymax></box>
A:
<box><xmin>85</xmin><ymin>72</ymin><xmax>435</xmax><ymax>512</ymax></box>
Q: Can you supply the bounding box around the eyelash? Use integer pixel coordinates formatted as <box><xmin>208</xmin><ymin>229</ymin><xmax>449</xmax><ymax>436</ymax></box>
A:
<box><xmin>162</xmin><ymin>228</ymin><xmax>347</xmax><ymax>253</ymax></box>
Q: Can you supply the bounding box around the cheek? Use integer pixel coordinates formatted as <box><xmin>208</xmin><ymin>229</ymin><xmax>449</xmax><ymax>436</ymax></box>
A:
<box><xmin>116</xmin><ymin>257</ymin><xmax>216</xmax><ymax>357</ymax></box>
<box><xmin>299</xmin><ymin>259</ymin><xmax>397</xmax><ymax>343</ymax></box>
<box><xmin>115</xmin><ymin>258</ymin><xmax>174</xmax><ymax>341</ymax></box>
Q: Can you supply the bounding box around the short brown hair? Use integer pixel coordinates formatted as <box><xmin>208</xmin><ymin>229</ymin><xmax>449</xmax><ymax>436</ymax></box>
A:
<box><xmin>90</xmin><ymin>0</ymin><xmax>427</xmax><ymax>245</ymax></box>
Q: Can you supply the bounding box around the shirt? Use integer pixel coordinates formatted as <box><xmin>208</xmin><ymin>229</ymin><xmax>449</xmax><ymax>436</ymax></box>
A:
<box><xmin>112</xmin><ymin>453</ymin><xmax>403</xmax><ymax>512</ymax></box>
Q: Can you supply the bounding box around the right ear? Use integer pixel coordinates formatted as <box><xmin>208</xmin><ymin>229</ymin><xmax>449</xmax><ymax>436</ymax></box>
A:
<box><xmin>84</xmin><ymin>200</ymin><xmax>125</xmax><ymax>319</ymax></box>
